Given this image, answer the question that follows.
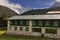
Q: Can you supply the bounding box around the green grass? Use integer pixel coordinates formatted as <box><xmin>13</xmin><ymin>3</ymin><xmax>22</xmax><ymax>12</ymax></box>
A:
<box><xmin>0</xmin><ymin>30</ymin><xmax>6</xmax><ymax>35</ymax></box>
<box><xmin>0</xmin><ymin>30</ymin><xmax>60</xmax><ymax>40</ymax></box>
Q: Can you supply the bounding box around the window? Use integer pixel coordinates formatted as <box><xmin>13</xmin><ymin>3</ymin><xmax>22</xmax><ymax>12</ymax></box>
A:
<box><xmin>38</xmin><ymin>21</ymin><xmax>43</xmax><ymax>27</ymax></box>
<box><xmin>45</xmin><ymin>29</ymin><xmax>57</xmax><ymax>34</ymax></box>
<box><xmin>10</xmin><ymin>21</ymin><xmax>13</xmax><ymax>25</ymax></box>
<box><xmin>50</xmin><ymin>20</ymin><xmax>53</xmax><ymax>27</ymax></box>
<box><xmin>14</xmin><ymin>27</ymin><xmax>17</xmax><ymax>31</ymax></box>
<box><xmin>19</xmin><ymin>20</ymin><xmax>29</xmax><ymax>26</ymax></box>
<box><xmin>20</xmin><ymin>27</ymin><xmax>23</xmax><ymax>31</ymax></box>
<box><xmin>10</xmin><ymin>20</ymin><xmax>29</xmax><ymax>26</ymax></box>
<box><xmin>14</xmin><ymin>20</ymin><xmax>18</xmax><ymax>25</ymax></box>
<box><xmin>26</xmin><ymin>21</ymin><xmax>29</xmax><ymax>26</ymax></box>
<box><xmin>10</xmin><ymin>20</ymin><xmax>18</xmax><ymax>26</ymax></box>
<box><xmin>25</xmin><ymin>27</ymin><xmax>29</xmax><ymax>31</ymax></box>
<box><xmin>45</xmin><ymin>21</ymin><xmax>50</xmax><ymax>27</ymax></box>
<box><xmin>32</xmin><ymin>28</ymin><xmax>41</xmax><ymax>32</ymax></box>
<box><xmin>10</xmin><ymin>20</ymin><xmax>14</xmax><ymax>25</ymax></box>
<box><xmin>53</xmin><ymin>21</ymin><xmax>58</xmax><ymax>27</ymax></box>
<box><xmin>20</xmin><ymin>20</ymin><xmax>23</xmax><ymax>26</ymax></box>
<box><xmin>32</xmin><ymin>20</ymin><xmax>36</xmax><ymax>26</ymax></box>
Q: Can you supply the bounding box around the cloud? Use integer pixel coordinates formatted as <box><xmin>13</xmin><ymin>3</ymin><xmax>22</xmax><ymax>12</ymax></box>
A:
<box><xmin>50</xmin><ymin>0</ymin><xmax>60</xmax><ymax>8</ymax></box>
<box><xmin>36</xmin><ymin>1</ymin><xmax>53</xmax><ymax>5</ymax></box>
<box><xmin>35</xmin><ymin>0</ymin><xmax>55</xmax><ymax>9</ymax></box>
<box><xmin>56</xmin><ymin>0</ymin><xmax>60</xmax><ymax>2</ymax></box>
<box><xmin>0</xmin><ymin>0</ymin><xmax>26</xmax><ymax>14</ymax></box>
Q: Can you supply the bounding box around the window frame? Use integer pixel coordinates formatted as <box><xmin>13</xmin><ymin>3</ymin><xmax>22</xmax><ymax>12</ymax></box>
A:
<box><xmin>45</xmin><ymin>20</ymin><xmax>50</xmax><ymax>27</ymax></box>
<box><xmin>26</xmin><ymin>20</ymin><xmax>29</xmax><ymax>26</ymax></box>
<box><xmin>32</xmin><ymin>20</ymin><xmax>37</xmax><ymax>26</ymax></box>
<box><xmin>53</xmin><ymin>21</ymin><xmax>58</xmax><ymax>27</ymax></box>
<box><xmin>20</xmin><ymin>27</ymin><xmax>23</xmax><ymax>31</ymax></box>
<box><xmin>38</xmin><ymin>21</ymin><xmax>43</xmax><ymax>27</ymax></box>
<box><xmin>14</xmin><ymin>27</ymin><xmax>17</xmax><ymax>31</ymax></box>
<box><xmin>45</xmin><ymin>29</ymin><xmax>57</xmax><ymax>34</ymax></box>
<box><xmin>32</xmin><ymin>28</ymin><xmax>41</xmax><ymax>33</ymax></box>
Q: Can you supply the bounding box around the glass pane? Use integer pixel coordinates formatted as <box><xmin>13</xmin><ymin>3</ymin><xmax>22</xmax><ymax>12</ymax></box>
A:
<box><xmin>26</xmin><ymin>21</ymin><xmax>29</xmax><ymax>26</ymax></box>
<box><xmin>20</xmin><ymin>20</ymin><xmax>23</xmax><ymax>26</ymax></box>
<box><xmin>10</xmin><ymin>20</ymin><xmax>13</xmax><ymax>25</ymax></box>
<box><xmin>38</xmin><ymin>21</ymin><xmax>43</xmax><ymax>27</ymax></box>
<box><xmin>32</xmin><ymin>28</ymin><xmax>41</xmax><ymax>32</ymax></box>
<box><xmin>32</xmin><ymin>20</ymin><xmax>36</xmax><ymax>26</ymax></box>
<box><xmin>53</xmin><ymin>21</ymin><xmax>58</xmax><ymax>27</ymax></box>
<box><xmin>25</xmin><ymin>27</ymin><xmax>29</xmax><ymax>31</ymax></box>
<box><xmin>50</xmin><ymin>20</ymin><xmax>53</xmax><ymax>27</ymax></box>
<box><xmin>17</xmin><ymin>20</ymin><xmax>20</xmax><ymax>26</ymax></box>
<box><xmin>20</xmin><ymin>27</ymin><xmax>23</xmax><ymax>31</ymax></box>
<box><xmin>10</xmin><ymin>20</ymin><xmax>29</xmax><ymax>26</ymax></box>
<box><xmin>10</xmin><ymin>20</ymin><xmax>14</xmax><ymax>25</ymax></box>
<box><xmin>14</xmin><ymin>20</ymin><xmax>18</xmax><ymax>26</ymax></box>
<box><xmin>45</xmin><ymin>21</ymin><xmax>50</xmax><ymax>27</ymax></box>
<box><xmin>14</xmin><ymin>27</ymin><xmax>17</xmax><ymax>31</ymax></box>
<box><xmin>45</xmin><ymin>29</ymin><xmax>57</xmax><ymax>34</ymax></box>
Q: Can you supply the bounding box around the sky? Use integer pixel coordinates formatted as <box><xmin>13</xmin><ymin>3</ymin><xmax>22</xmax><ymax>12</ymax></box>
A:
<box><xmin>0</xmin><ymin>0</ymin><xmax>60</xmax><ymax>14</ymax></box>
<box><xmin>9</xmin><ymin>0</ymin><xmax>55</xmax><ymax>9</ymax></box>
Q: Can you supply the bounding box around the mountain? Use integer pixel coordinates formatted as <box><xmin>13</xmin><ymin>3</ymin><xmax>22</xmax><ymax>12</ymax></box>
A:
<box><xmin>21</xmin><ymin>9</ymin><xmax>49</xmax><ymax>15</ymax></box>
<box><xmin>48</xmin><ymin>1</ymin><xmax>60</xmax><ymax>11</ymax></box>
<box><xmin>0</xmin><ymin>5</ymin><xmax>18</xmax><ymax>27</ymax></box>
<box><xmin>21</xmin><ymin>7</ymin><xmax>60</xmax><ymax>15</ymax></box>
<box><xmin>0</xmin><ymin>5</ymin><xmax>18</xmax><ymax>18</ymax></box>
<box><xmin>51</xmin><ymin>1</ymin><xmax>60</xmax><ymax>8</ymax></box>
<box><xmin>49</xmin><ymin>7</ymin><xmax>60</xmax><ymax>11</ymax></box>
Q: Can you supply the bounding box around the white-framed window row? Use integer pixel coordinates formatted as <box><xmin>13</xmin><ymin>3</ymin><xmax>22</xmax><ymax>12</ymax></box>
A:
<box><xmin>19</xmin><ymin>27</ymin><xmax>29</xmax><ymax>32</ymax></box>
<box><xmin>13</xmin><ymin>27</ymin><xmax>29</xmax><ymax>32</ymax></box>
<box><xmin>45</xmin><ymin>28</ymin><xmax>57</xmax><ymax>34</ymax></box>
<box><xmin>32</xmin><ymin>27</ymin><xmax>41</xmax><ymax>33</ymax></box>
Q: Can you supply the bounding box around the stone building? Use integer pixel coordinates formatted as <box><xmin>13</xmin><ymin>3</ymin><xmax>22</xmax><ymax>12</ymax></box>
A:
<box><xmin>7</xmin><ymin>10</ymin><xmax>60</xmax><ymax>38</ymax></box>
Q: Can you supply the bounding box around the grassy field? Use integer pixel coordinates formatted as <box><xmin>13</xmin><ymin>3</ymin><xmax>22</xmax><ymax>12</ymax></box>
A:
<box><xmin>0</xmin><ymin>30</ymin><xmax>60</xmax><ymax>40</ymax></box>
<box><xmin>0</xmin><ymin>30</ymin><xmax>6</xmax><ymax>35</ymax></box>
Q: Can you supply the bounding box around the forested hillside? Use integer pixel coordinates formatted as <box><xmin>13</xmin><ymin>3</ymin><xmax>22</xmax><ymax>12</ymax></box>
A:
<box><xmin>0</xmin><ymin>5</ymin><xmax>18</xmax><ymax>27</ymax></box>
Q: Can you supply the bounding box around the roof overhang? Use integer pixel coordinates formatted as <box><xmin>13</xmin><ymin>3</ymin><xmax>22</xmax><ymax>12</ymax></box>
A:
<box><xmin>8</xmin><ymin>15</ymin><xmax>60</xmax><ymax>20</ymax></box>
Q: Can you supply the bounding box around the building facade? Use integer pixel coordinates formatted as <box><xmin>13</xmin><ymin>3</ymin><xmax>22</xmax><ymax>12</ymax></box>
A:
<box><xmin>7</xmin><ymin>11</ymin><xmax>60</xmax><ymax>38</ymax></box>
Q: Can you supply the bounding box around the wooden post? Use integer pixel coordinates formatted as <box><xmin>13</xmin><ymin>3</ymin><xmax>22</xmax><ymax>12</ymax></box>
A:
<box><xmin>7</xmin><ymin>20</ymin><xmax>10</xmax><ymax>32</ymax></box>
<box><xmin>41</xmin><ymin>28</ymin><xmax>45</xmax><ymax>34</ymax></box>
<box><xmin>7</xmin><ymin>20</ymin><xmax>10</xmax><ymax>31</ymax></box>
<box><xmin>29</xmin><ymin>20</ymin><xmax>32</xmax><ymax>32</ymax></box>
